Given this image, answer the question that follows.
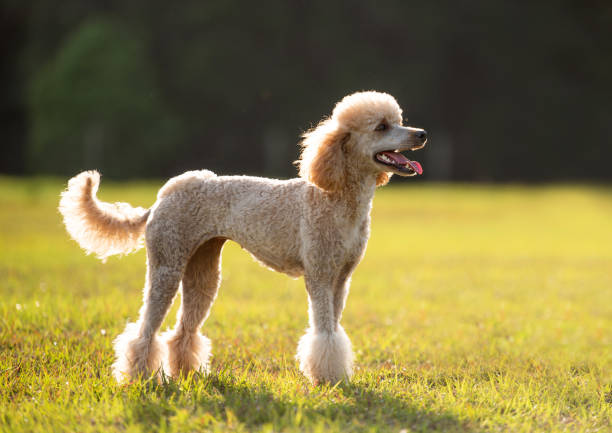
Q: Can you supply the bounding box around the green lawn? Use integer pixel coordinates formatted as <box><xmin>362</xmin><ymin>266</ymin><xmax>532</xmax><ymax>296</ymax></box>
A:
<box><xmin>1</xmin><ymin>177</ymin><xmax>611</xmax><ymax>432</ymax></box>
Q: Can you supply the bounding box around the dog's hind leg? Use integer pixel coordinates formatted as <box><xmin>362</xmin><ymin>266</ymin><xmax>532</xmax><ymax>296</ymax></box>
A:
<box><xmin>112</xmin><ymin>250</ymin><xmax>185</xmax><ymax>382</ymax></box>
<box><xmin>162</xmin><ymin>237</ymin><xmax>226</xmax><ymax>378</ymax></box>
<box><xmin>296</xmin><ymin>275</ymin><xmax>354</xmax><ymax>385</ymax></box>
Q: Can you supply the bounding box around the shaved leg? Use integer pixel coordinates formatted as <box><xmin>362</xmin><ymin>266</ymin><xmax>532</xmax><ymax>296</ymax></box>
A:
<box><xmin>296</xmin><ymin>274</ymin><xmax>353</xmax><ymax>384</ymax></box>
<box><xmin>163</xmin><ymin>238</ymin><xmax>226</xmax><ymax>377</ymax></box>
<box><xmin>112</xmin><ymin>258</ymin><xmax>183</xmax><ymax>382</ymax></box>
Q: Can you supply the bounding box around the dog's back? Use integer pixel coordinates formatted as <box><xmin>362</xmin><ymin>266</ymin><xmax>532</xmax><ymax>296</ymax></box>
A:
<box><xmin>153</xmin><ymin>172</ymin><xmax>307</xmax><ymax>277</ymax></box>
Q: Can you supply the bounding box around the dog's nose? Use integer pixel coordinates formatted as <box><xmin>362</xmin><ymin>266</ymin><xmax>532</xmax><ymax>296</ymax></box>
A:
<box><xmin>416</xmin><ymin>130</ymin><xmax>427</xmax><ymax>143</ymax></box>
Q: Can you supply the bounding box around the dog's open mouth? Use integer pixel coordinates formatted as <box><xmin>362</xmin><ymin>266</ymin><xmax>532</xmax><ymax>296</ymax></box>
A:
<box><xmin>374</xmin><ymin>151</ymin><xmax>423</xmax><ymax>175</ymax></box>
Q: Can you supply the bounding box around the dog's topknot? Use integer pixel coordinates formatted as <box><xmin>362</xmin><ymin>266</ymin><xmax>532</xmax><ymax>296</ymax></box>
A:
<box><xmin>332</xmin><ymin>91</ymin><xmax>403</xmax><ymax>131</ymax></box>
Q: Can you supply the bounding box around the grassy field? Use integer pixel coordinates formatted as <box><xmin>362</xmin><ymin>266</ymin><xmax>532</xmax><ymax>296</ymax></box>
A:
<box><xmin>1</xmin><ymin>176</ymin><xmax>611</xmax><ymax>432</ymax></box>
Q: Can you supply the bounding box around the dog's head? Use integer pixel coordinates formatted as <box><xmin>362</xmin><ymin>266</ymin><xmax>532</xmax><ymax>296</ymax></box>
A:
<box><xmin>297</xmin><ymin>91</ymin><xmax>427</xmax><ymax>192</ymax></box>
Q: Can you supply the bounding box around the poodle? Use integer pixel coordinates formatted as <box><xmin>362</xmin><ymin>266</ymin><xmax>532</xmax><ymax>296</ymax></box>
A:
<box><xmin>59</xmin><ymin>91</ymin><xmax>427</xmax><ymax>385</ymax></box>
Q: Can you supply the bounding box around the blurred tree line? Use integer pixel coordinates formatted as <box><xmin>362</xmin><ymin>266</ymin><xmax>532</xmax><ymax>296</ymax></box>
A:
<box><xmin>1</xmin><ymin>0</ymin><xmax>611</xmax><ymax>181</ymax></box>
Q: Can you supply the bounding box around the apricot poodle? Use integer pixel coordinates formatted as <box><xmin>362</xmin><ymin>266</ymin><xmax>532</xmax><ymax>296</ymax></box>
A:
<box><xmin>59</xmin><ymin>91</ymin><xmax>427</xmax><ymax>385</ymax></box>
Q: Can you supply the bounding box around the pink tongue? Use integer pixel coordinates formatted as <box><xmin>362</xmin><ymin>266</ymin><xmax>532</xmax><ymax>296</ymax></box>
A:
<box><xmin>381</xmin><ymin>151</ymin><xmax>423</xmax><ymax>175</ymax></box>
<box><xmin>408</xmin><ymin>160</ymin><xmax>423</xmax><ymax>175</ymax></box>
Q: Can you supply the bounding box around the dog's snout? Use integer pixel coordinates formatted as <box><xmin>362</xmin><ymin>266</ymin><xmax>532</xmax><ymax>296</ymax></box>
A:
<box><xmin>415</xmin><ymin>130</ymin><xmax>427</xmax><ymax>143</ymax></box>
<box><xmin>409</xmin><ymin>129</ymin><xmax>427</xmax><ymax>150</ymax></box>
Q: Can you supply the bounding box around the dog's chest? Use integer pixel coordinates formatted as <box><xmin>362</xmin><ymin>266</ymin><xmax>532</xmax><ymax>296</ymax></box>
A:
<box><xmin>340</xmin><ymin>215</ymin><xmax>370</xmax><ymax>260</ymax></box>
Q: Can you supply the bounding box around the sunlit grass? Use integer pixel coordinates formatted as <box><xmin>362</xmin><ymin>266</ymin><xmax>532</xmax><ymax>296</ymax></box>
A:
<box><xmin>1</xmin><ymin>176</ymin><xmax>611</xmax><ymax>432</ymax></box>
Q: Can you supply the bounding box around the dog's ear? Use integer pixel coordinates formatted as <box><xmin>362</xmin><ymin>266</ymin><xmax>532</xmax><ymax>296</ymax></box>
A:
<box><xmin>297</xmin><ymin>120</ymin><xmax>349</xmax><ymax>192</ymax></box>
<box><xmin>376</xmin><ymin>172</ymin><xmax>392</xmax><ymax>187</ymax></box>
<box><xmin>308</xmin><ymin>130</ymin><xmax>350</xmax><ymax>192</ymax></box>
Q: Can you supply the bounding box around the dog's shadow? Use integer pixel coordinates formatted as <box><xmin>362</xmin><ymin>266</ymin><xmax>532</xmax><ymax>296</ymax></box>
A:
<box><xmin>129</xmin><ymin>371</ymin><xmax>482</xmax><ymax>432</ymax></box>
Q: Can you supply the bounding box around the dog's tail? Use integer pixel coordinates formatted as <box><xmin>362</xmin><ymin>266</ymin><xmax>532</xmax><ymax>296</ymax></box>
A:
<box><xmin>59</xmin><ymin>170</ymin><xmax>150</xmax><ymax>260</ymax></box>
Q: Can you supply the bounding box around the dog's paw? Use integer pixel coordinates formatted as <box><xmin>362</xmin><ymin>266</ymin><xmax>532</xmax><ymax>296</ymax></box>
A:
<box><xmin>296</xmin><ymin>325</ymin><xmax>353</xmax><ymax>385</ymax></box>
<box><xmin>162</xmin><ymin>330</ymin><xmax>212</xmax><ymax>378</ymax></box>
<box><xmin>112</xmin><ymin>322</ymin><xmax>167</xmax><ymax>383</ymax></box>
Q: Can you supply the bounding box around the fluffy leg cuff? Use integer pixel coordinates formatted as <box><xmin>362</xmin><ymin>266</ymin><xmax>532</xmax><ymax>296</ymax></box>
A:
<box><xmin>162</xmin><ymin>329</ymin><xmax>212</xmax><ymax>378</ymax></box>
<box><xmin>112</xmin><ymin>322</ymin><xmax>167</xmax><ymax>383</ymax></box>
<box><xmin>296</xmin><ymin>325</ymin><xmax>354</xmax><ymax>384</ymax></box>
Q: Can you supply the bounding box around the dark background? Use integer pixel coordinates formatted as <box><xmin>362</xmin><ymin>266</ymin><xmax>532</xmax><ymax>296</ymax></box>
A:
<box><xmin>1</xmin><ymin>0</ymin><xmax>611</xmax><ymax>181</ymax></box>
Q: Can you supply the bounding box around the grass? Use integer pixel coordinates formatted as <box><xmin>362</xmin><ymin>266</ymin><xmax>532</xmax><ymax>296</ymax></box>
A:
<box><xmin>0</xmin><ymin>176</ymin><xmax>611</xmax><ymax>432</ymax></box>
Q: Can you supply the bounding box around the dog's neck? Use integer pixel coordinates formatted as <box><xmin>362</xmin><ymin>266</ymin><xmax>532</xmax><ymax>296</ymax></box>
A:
<box><xmin>330</xmin><ymin>168</ymin><xmax>378</xmax><ymax>222</ymax></box>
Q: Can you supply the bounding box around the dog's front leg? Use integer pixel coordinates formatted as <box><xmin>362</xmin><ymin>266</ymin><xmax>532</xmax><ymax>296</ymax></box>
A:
<box><xmin>296</xmin><ymin>275</ymin><xmax>354</xmax><ymax>385</ymax></box>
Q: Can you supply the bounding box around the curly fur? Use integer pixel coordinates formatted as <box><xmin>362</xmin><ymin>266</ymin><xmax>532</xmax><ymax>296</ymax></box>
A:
<box><xmin>298</xmin><ymin>119</ymin><xmax>350</xmax><ymax>192</ymax></box>
<box><xmin>59</xmin><ymin>91</ymin><xmax>426</xmax><ymax>385</ymax></box>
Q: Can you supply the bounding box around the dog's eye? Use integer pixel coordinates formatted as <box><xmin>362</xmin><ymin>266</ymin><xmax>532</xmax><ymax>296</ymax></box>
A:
<box><xmin>374</xmin><ymin>122</ymin><xmax>387</xmax><ymax>131</ymax></box>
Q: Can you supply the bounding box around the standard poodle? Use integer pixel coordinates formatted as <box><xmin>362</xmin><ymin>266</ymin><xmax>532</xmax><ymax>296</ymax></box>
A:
<box><xmin>59</xmin><ymin>91</ymin><xmax>427</xmax><ymax>385</ymax></box>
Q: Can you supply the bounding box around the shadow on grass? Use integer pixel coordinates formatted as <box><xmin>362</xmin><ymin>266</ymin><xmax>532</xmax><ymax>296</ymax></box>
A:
<box><xmin>126</xmin><ymin>371</ymin><xmax>482</xmax><ymax>432</ymax></box>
